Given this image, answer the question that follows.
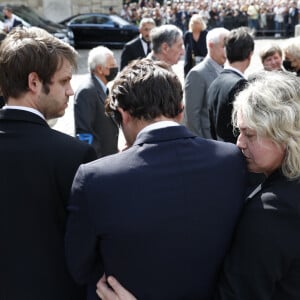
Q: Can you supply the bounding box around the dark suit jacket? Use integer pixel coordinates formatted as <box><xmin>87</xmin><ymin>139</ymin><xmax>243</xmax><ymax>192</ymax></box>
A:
<box><xmin>66</xmin><ymin>125</ymin><xmax>246</xmax><ymax>300</ymax></box>
<box><xmin>120</xmin><ymin>37</ymin><xmax>147</xmax><ymax>70</ymax></box>
<box><xmin>74</xmin><ymin>74</ymin><xmax>119</xmax><ymax>158</ymax></box>
<box><xmin>216</xmin><ymin>170</ymin><xmax>300</xmax><ymax>300</ymax></box>
<box><xmin>0</xmin><ymin>96</ymin><xmax>4</xmax><ymax>108</ymax></box>
<box><xmin>207</xmin><ymin>69</ymin><xmax>247</xmax><ymax>143</ymax></box>
<box><xmin>0</xmin><ymin>109</ymin><xmax>97</xmax><ymax>300</ymax></box>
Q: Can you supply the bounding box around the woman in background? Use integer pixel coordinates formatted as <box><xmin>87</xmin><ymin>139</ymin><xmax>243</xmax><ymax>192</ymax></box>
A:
<box><xmin>283</xmin><ymin>37</ymin><xmax>300</xmax><ymax>76</ymax></box>
<box><xmin>183</xmin><ymin>14</ymin><xmax>208</xmax><ymax>77</ymax></box>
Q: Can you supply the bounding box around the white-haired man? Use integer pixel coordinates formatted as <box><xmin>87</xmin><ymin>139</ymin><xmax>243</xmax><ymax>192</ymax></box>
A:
<box><xmin>74</xmin><ymin>46</ymin><xmax>119</xmax><ymax>157</ymax></box>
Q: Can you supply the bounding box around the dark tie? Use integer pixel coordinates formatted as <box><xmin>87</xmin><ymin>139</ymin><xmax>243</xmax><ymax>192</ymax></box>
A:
<box><xmin>147</xmin><ymin>42</ymin><xmax>151</xmax><ymax>55</ymax></box>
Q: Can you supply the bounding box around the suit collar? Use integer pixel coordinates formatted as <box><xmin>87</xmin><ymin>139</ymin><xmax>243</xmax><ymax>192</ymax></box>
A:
<box><xmin>91</xmin><ymin>74</ymin><xmax>107</xmax><ymax>95</ymax></box>
<box><xmin>223</xmin><ymin>67</ymin><xmax>245</xmax><ymax>79</ymax></box>
<box><xmin>206</xmin><ymin>56</ymin><xmax>223</xmax><ymax>73</ymax></box>
<box><xmin>0</xmin><ymin>108</ymin><xmax>50</xmax><ymax>127</ymax></box>
<box><xmin>133</xmin><ymin>125</ymin><xmax>196</xmax><ymax>146</ymax></box>
<box><xmin>90</xmin><ymin>75</ymin><xmax>119</xmax><ymax>128</ymax></box>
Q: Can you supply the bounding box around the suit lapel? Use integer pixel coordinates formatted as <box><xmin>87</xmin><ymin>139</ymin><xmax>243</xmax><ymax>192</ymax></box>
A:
<box><xmin>137</xmin><ymin>39</ymin><xmax>146</xmax><ymax>57</ymax></box>
<box><xmin>91</xmin><ymin>75</ymin><xmax>119</xmax><ymax>128</ymax></box>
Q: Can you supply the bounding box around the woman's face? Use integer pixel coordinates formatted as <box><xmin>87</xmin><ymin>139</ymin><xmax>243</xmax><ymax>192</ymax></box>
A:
<box><xmin>236</xmin><ymin>113</ymin><xmax>286</xmax><ymax>176</ymax></box>
<box><xmin>192</xmin><ymin>21</ymin><xmax>202</xmax><ymax>32</ymax></box>
<box><xmin>285</xmin><ymin>51</ymin><xmax>300</xmax><ymax>71</ymax></box>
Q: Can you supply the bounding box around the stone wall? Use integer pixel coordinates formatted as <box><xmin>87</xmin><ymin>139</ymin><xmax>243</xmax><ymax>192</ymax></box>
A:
<box><xmin>0</xmin><ymin>0</ymin><xmax>122</xmax><ymax>22</ymax></box>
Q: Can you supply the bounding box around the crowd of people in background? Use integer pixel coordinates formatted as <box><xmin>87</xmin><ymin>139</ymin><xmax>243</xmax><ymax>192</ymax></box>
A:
<box><xmin>117</xmin><ymin>0</ymin><xmax>299</xmax><ymax>37</ymax></box>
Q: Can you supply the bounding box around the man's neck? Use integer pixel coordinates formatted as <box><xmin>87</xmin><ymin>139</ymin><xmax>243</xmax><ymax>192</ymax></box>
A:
<box><xmin>152</xmin><ymin>52</ymin><xmax>172</xmax><ymax>66</ymax></box>
<box><xmin>229</xmin><ymin>60</ymin><xmax>250</xmax><ymax>74</ymax></box>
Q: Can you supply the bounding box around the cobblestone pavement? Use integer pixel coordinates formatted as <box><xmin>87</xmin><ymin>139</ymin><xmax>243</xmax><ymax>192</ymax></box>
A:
<box><xmin>52</xmin><ymin>38</ymin><xmax>288</xmax><ymax>147</ymax></box>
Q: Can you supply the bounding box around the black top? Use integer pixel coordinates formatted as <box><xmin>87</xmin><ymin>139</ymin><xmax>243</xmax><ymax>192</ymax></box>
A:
<box><xmin>216</xmin><ymin>169</ymin><xmax>300</xmax><ymax>300</ymax></box>
<box><xmin>184</xmin><ymin>30</ymin><xmax>208</xmax><ymax>77</ymax></box>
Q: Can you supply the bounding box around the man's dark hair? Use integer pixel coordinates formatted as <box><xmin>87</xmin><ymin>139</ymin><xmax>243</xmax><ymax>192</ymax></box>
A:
<box><xmin>106</xmin><ymin>58</ymin><xmax>183</xmax><ymax>125</ymax></box>
<box><xmin>225</xmin><ymin>27</ymin><xmax>254</xmax><ymax>63</ymax></box>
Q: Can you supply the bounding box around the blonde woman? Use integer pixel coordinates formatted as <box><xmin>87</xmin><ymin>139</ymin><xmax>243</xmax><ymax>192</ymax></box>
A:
<box><xmin>216</xmin><ymin>71</ymin><xmax>300</xmax><ymax>299</ymax></box>
<box><xmin>183</xmin><ymin>13</ymin><xmax>208</xmax><ymax>77</ymax></box>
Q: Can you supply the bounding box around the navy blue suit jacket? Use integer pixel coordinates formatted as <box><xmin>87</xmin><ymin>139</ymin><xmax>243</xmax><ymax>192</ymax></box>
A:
<box><xmin>66</xmin><ymin>125</ymin><xmax>246</xmax><ymax>300</ymax></box>
<box><xmin>208</xmin><ymin>69</ymin><xmax>247</xmax><ymax>143</ymax></box>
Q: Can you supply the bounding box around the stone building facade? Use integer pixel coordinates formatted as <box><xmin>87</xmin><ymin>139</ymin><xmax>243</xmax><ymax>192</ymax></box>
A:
<box><xmin>0</xmin><ymin>0</ymin><xmax>122</xmax><ymax>22</ymax></box>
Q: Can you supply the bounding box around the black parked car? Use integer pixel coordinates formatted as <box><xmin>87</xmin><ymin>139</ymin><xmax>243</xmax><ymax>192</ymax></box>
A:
<box><xmin>0</xmin><ymin>4</ymin><xmax>70</xmax><ymax>43</ymax></box>
<box><xmin>60</xmin><ymin>13</ymin><xmax>139</xmax><ymax>48</ymax></box>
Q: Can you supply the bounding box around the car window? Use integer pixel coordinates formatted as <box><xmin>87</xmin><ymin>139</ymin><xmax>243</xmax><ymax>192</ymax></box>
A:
<box><xmin>94</xmin><ymin>16</ymin><xmax>114</xmax><ymax>26</ymax></box>
<box><xmin>71</xmin><ymin>15</ymin><xmax>95</xmax><ymax>25</ymax></box>
<box><xmin>110</xmin><ymin>15</ymin><xmax>130</xmax><ymax>26</ymax></box>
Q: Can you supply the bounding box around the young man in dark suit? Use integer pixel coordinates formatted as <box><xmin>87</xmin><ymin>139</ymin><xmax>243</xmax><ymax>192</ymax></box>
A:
<box><xmin>0</xmin><ymin>27</ymin><xmax>97</xmax><ymax>300</ymax></box>
<box><xmin>74</xmin><ymin>46</ymin><xmax>119</xmax><ymax>158</ymax></box>
<box><xmin>120</xmin><ymin>17</ymin><xmax>155</xmax><ymax>70</ymax></box>
<box><xmin>65</xmin><ymin>58</ymin><xmax>247</xmax><ymax>300</ymax></box>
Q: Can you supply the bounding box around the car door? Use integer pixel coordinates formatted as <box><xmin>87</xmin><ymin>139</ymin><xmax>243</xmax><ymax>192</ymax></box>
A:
<box><xmin>93</xmin><ymin>15</ymin><xmax>120</xmax><ymax>45</ymax></box>
<box><xmin>69</xmin><ymin>15</ymin><xmax>97</xmax><ymax>46</ymax></box>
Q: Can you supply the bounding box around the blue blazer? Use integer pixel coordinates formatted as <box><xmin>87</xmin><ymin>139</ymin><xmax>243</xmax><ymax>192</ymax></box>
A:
<box><xmin>66</xmin><ymin>125</ymin><xmax>246</xmax><ymax>300</ymax></box>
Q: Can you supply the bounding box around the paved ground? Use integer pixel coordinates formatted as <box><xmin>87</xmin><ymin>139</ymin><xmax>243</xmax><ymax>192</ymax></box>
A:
<box><xmin>52</xmin><ymin>38</ymin><xmax>288</xmax><ymax>147</ymax></box>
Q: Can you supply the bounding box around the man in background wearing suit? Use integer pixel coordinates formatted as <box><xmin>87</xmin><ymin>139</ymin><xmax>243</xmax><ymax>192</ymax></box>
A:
<box><xmin>120</xmin><ymin>17</ymin><xmax>155</xmax><ymax>70</ymax></box>
<box><xmin>184</xmin><ymin>27</ymin><xmax>229</xmax><ymax>138</ymax></box>
<box><xmin>208</xmin><ymin>27</ymin><xmax>254</xmax><ymax>143</ymax></box>
<box><xmin>0</xmin><ymin>27</ymin><xmax>97</xmax><ymax>300</ymax></box>
<box><xmin>74</xmin><ymin>46</ymin><xmax>119</xmax><ymax>157</ymax></box>
<box><xmin>65</xmin><ymin>58</ymin><xmax>246</xmax><ymax>300</ymax></box>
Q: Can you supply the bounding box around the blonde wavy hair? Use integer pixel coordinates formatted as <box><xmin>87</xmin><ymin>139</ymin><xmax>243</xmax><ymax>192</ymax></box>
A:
<box><xmin>188</xmin><ymin>14</ymin><xmax>207</xmax><ymax>32</ymax></box>
<box><xmin>232</xmin><ymin>71</ymin><xmax>300</xmax><ymax>179</ymax></box>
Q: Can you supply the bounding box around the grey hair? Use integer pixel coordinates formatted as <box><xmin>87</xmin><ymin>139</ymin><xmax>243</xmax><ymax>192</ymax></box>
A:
<box><xmin>88</xmin><ymin>46</ymin><xmax>113</xmax><ymax>72</ymax></box>
<box><xmin>139</xmin><ymin>17</ymin><xmax>155</xmax><ymax>28</ymax></box>
<box><xmin>283</xmin><ymin>37</ymin><xmax>300</xmax><ymax>61</ymax></box>
<box><xmin>150</xmin><ymin>24</ymin><xmax>182</xmax><ymax>54</ymax></box>
<box><xmin>232</xmin><ymin>71</ymin><xmax>300</xmax><ymax>179</ymax></box>
<box><xmin>206</xmin><ymin>27</ymin><xmax>229</xmax><ymax>48</ymax></box>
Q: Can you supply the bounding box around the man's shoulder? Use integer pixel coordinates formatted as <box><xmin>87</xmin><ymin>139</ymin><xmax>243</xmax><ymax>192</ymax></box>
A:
<box><xmin>50</xmin><ymin>128</ymin><xmax>96</xmax><ymax>157</ymax></box>
<box><xmin>210</xmin><ymin>69</ymin><xmax>244</xmax><ymax>87</ymax></box>
<box><xmin>186</xmin><ymin>59</ymin><xmax>215</xmax><ymax>80</ymax></box>
<box><xmin>74</xmin><ymin>76</ymin><xmax>99</xmax><ymax>97</ymax></box>
<box><xmin>124</xmin><ymin>37</ymin><xmax>141</xmax><ymax>48</ymax></box>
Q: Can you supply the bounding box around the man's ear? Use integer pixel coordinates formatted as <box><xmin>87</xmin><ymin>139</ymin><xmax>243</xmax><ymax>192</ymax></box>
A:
<box><xmin>161</xmin><ymin>42</ymin><xmax>169</xmax><ymax>54</ymax></box>
<box><xmin>28</xmin><ymin>72</ymin><xmax>41</xmax><ymax>92</ymax></box>
<box><xmin>175</xmin><ymin>103</ymin><xmax>184</xmax><ymax>123</ymax></box>
<box><xmin>117</xmin><ymin>107</ymin><xmax>131</xmax><ymax>125</ymax></box>
<box><xmin>96</xmin><ymin>65</ymin><xmax>105</xmax><ymax>75</ymax></box>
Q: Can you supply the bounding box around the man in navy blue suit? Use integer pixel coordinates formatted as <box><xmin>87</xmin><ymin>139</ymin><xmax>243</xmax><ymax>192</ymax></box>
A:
<box><xmin>65</xmin><ymin>58</ymin><xmax>246</xmax><ymax>300</ymax></box>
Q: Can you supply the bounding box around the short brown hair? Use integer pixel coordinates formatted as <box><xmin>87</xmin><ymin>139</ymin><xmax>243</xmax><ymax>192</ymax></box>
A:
<box><xmin>106</xmin><ymin>58</ymin><xmax>183</xmax><ymax>124</ymax></box>
<box><xmin>0</xmin><ymin>26</ymin><xmax>77</xmax><ymax>100</ymax></box>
